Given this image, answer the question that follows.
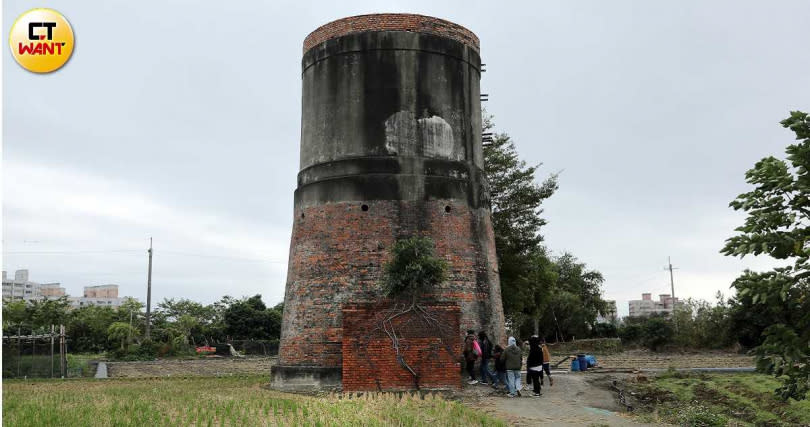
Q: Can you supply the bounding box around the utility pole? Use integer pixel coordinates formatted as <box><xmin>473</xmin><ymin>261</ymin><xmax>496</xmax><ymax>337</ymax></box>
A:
<box><xmin>666</xmin><ymin>256</ymin><xmax>679</xmax><ymax>331</ymax></box>
<box><xmin>667</xmin><ymin>256</ymin><xmax>676</xmax><ymax>302</ymax></box>
<box><xmin>145</xmin><ymin>237</ymin><xmax>153</xmax><ymax>341</ymax></box>
<box><xmin>128</xmin><ymin>310</ymin><xmax>133</xmax><ymax>348</ymax></box>
<box><xmin>51</xmin><ymin>325</ymin><xmax>55</xmax><ymax>378</ymax></box>
<box><xmin>59</xmin><ymin>324</ymin><xmax>66</xmax><ymax>378</ymax></box>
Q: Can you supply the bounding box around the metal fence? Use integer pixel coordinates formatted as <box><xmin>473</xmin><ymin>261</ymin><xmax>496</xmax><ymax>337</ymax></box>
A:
<box><xmin>2</xmin><ymin>325</ymin><xmax>68</xmax><ymax>378</ymax></box>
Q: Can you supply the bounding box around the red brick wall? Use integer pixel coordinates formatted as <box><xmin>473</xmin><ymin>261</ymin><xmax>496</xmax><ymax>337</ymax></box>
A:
<box><xmin>303</xmin><ymin>13</ymin><xmax>479</xmax><ymax>54</ymax></box>
<box><xmin>277</xmin><ymin>199</ymin><xmax>504</xmax><ymax>370</ymax></box>
<box><xmin>342</xmin><ymin>303</ymin><xmax>461</xmax><ymax>391</ymax></box>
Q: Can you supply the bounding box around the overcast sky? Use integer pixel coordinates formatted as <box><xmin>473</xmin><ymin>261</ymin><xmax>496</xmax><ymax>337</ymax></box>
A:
<box><xmin>4</xmin><ymin>1</ymin><xmax>809</xmax><ymax>316</ymax></box>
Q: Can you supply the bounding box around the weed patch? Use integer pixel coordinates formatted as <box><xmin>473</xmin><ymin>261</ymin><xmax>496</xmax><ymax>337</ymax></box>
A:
<box><xmin>623</xmin><ymin>373</ymin><xmax>810</xmax><ymax>426</ymax></box>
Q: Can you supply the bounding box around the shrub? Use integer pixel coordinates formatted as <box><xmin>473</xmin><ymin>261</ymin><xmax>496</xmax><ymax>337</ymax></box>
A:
<box><xmin>642</xmin><ymin>317</ymin><xmax>674</xmax><ymax>351</ymax></box>
<box><xmin>383</xmin><ymin>236</ymin><xmax>447</xmax><ymax>301</ymax></box>
<box><xmin>109</xmin><ymin>341</ymin><xmax>160</xmax><ymax>361</ymax></box>
<box><xmin>618</xmin><ymin>323</ymin><xmax>644</xmax><ymax>344</ymax></box>
<box><xmin>676</xmin><ymin>405</ymin><xmax>727</xmax><ymax>427</ymax></box>
<box><xmin>592</xmin><ymin>322</ymin><xmax>618</xmax><ymax>338</ymax></box>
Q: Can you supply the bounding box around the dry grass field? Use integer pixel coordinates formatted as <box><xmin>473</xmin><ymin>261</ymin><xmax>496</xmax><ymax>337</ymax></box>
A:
<box><xmin>2</xmin><ymin>376</ymin><xmax>506</xmax><ymax>426</ymax></box>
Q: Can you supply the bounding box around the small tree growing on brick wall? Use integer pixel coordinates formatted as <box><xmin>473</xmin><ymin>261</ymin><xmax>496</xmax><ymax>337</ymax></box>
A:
<box><xmin>384</xmin><ymin>236</ymin><xmax>448</xmax><ymax>303</ymax></box>
<box><xmin>371</xmin><ymin>236</ymin><xmax>454</xmax><ymax>388</ymax></box>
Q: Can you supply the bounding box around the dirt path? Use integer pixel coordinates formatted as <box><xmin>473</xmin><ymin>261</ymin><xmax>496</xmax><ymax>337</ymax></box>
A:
<box><xmin>463</xmin><ymin>373</ymin><xmax>659</xmax><ymax>426</ymax></box>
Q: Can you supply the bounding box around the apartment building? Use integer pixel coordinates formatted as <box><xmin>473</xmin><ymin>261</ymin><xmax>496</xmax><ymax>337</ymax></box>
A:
<box><xmin>3</xmin><ymin>270</ymin><xmax>128</xmax><ymax>308</ymax></box>
<box><xmin>69</xmin><ymin>284</ymin><xmax>123</xmax><ymax>307</ymax></box>
<box><xmin>2</xmin><ymin>269</ymin><xmax>66</xmax><ymax>301</ymax></box>
<box><xmin>628</xmin><ymin>292</ymin><xmax>682</xmax><ymax>317</ymax></box>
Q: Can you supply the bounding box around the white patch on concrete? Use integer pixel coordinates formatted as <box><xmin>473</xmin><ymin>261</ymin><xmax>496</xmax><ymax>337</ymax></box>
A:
<box><xmin>385</xmin><ymin>111</ymin><xmax>459</xmax><ymax>159</ymax></box>
<box><xmin>384</xmin><ymin>111</ymin><xmax>417</xmax><ymax>156</ymax></box>
<box><xmin>418</xmin><ymin>115</ymin><xmax>456</xmax><ymax>159</ymax></box>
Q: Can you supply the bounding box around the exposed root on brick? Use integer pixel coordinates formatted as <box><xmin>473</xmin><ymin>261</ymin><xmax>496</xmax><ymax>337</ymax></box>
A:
<box><xmin>367</xmin><ymin>301</ymin><xmax>459</xmax><ymax>390</ymax></box>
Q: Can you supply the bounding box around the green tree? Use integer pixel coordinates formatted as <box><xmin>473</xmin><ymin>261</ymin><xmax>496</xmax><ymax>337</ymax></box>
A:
<box><xmin>728</xmin><ymin>286</ymin><xmax>785</xmax><ymax>349</ymax></box>
<box><xmin>163</xmin><ymin>314</ymin><xmax>200</xmax><ymax>353</ymax></box>
<box><xmin>2</xmin><ymin>299</ymin><xmax>27</xmax><ymax>330</ymax></box>
<box><xmin>69</xmin><ymin>305</ymin><xmax>118</xmax><ymax>352</ymax></box>
<box><xmin>383</xmin><ymin>236</ymin><xmax>447</xmax><ymax>302</ymax></box>
<box><xmin>222</xmin><ymin>295</ymin><xmax>281</xmax><ymax>340</ymax></box>
<box><xmin>482</xmin><ymin>113</ymin><xmax>558</xmax><ymax>328</ymax></box>
<box><xmin>721</xmin><ymin>111</ymin><xmax>810</xmax><ymax>400</ymax></box>
<box><xmin>107</xmin><ymin>322</ymin><xmax>138</xmax><ymax>351</ymax></box>
<box><xmin>670</xmin><ymin>295</ymin><xmax>735</xmax><ymax>350</ymax></box>
<box><xmin>554</xmin><ymin>254</ymin><xmax>606</xmax><ymax>332</ymax></box>
<box><xmin>154</xmin><ymin>298</ymin><xmax>218</xmax><ymax>344</ymax></box>
<box><xmin>529</xmin><ymin>253</ymin><xmax>606</xmax><ymax>341</ymax></box>
<box><xmin>511</xmin><ymin>248</ymin><xmax>557</xmax><ymax>336</ymax></box>
<box><xmin>27</xmin><ymin>297</ymin><xmax>71</xmax><ymax>331</ymax></box>
<box><xmin>642</xmin><ymin>315</ymin><xmax>675</xmax><ymax>352</ymax></box>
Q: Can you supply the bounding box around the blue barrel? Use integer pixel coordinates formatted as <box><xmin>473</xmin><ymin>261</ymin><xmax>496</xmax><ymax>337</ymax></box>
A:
<box><xmin>570</xmin><ymin>358</ymin><xmax>580</xmax><ymax>371</ymax></box>
<box><xmin>577</xmin><ymin>354</ymin><xmax>588</xmax><ymax>371</ymax></box>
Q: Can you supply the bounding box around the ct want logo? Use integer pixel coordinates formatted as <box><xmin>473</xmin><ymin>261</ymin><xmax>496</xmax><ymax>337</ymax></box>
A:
<box><xmin>9</xmin><ymin>8</ymin><xmax>75</xmax><ymax>73</ymax></box>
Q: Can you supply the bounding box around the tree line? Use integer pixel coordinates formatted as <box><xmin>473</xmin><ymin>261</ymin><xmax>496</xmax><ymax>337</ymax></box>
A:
<box><xmin>483</xmin><ymin>113</ymin><xmax>610</xmax><ymax>341</ymax></box>
<box><xmin>2</xmin><ymin>295</ymin><xmax>282</xmax><ymax>359</ymax></box>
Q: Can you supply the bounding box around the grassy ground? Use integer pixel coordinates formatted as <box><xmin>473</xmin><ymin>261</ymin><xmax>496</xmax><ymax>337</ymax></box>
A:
<box><xmin>626</xmin><ymin>372</ymin><xmax>810</xmax><ymax>426</ymax></box>
<box><xmin>2</xmin><ymin>376</ymin><xmax>505</xmax><ymax>426</ymax></box>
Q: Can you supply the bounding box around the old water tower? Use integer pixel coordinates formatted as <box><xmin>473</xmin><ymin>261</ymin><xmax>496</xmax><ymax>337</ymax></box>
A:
<box><xmin>272</xmin><ymin>13</ymin><xmax>504</xmax><ymax>391</ymax></box>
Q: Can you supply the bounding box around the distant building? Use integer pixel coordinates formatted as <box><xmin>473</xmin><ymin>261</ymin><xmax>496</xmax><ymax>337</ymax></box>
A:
<box><xmin>2</xmin><ymin>270</ymin><xmax>132</xmax><ymax>308</ymax></box>
<box><xmin>39</xmin><ymin>283</ymin><xmax>67</xmax><ymax>298</ymax></box>
<box><xmin>2</xmin><ymin>269</ymin><xmax>66</xmax><ymax>301</ymax></box>
<box><xmin>597</xmin><ymin>300</ymin><xmax>618</xmax><ymax>323</ymax></box>
<box><xmin>628</xmin><ymin>292</ymin><xmax>683</xmax><ymax>317</ymax></box>
<box><xmin>69</xmin><ymin>284</ymin><xmax>123</xmax><ymax>308</ymax></box>
<box><xmin>83</xmin><ymin>284</ymin><xmax>118</xmax><ymax>298</ymax></box>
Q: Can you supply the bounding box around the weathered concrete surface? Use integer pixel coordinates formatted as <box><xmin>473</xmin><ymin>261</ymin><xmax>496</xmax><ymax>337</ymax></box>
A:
<box><xmin>270</xmin><ymin>365</ymin><xmax>341</xmax><ymax>392</ymax></box>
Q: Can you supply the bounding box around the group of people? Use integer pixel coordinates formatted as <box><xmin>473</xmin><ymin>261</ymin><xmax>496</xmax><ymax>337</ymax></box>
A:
<box><xmin>462</xmin><ymin>330</ymin><xmax>553</xmax><ymax>398</ymax></box>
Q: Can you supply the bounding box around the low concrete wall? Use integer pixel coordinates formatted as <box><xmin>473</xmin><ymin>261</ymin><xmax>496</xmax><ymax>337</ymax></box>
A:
<box><xmin>106</xmin><ymin>357</ymin><xmax>274</xmax><ymax>378</ymax></box>
<box><xmin>270</xmin><ymin>365</ymin><xmax>341</xmax><ymax>392</ymax></box>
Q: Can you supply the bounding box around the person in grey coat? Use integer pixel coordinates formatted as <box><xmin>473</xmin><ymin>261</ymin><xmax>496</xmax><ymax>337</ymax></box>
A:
<box><xmin>503</xmin><ymin>336</ymin><xmax>523</xmax><ymax>397</ymax></box>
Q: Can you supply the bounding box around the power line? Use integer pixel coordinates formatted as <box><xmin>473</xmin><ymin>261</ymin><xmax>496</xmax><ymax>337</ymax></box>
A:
<box><xmin>3</xmin><ymin>248</ymin><xmax>285</xmax><ymax>263</ymax></box>
<box><xmin>3</xmin><ymin>249</ymin><xmax>141</xmax><ymax>254</ymax></box>
<box><xmin>159</xmin><ymin>250</ymin><xmax>285</xmax><ymax>263</ymax></box>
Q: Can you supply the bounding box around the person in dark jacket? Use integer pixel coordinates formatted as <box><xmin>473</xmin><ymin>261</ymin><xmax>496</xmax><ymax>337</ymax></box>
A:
<box><xmin>503</xmin><ymin>336</ymin><xmax>523</xmax><ymax>397</ymax></box>
<box><xmin>491</xmin><ymin>344</ymin><xmax>507</xmax><ymax>390</ymax></box>
<box><xmin>526</xmin><ymin>335</ymin><xmax>544</xmax><ymax>396</ymax></box>
<box><xmin>478</xmin><ymin>331</ymin><xmax>496</xmax><ymax>385</ymax></box>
